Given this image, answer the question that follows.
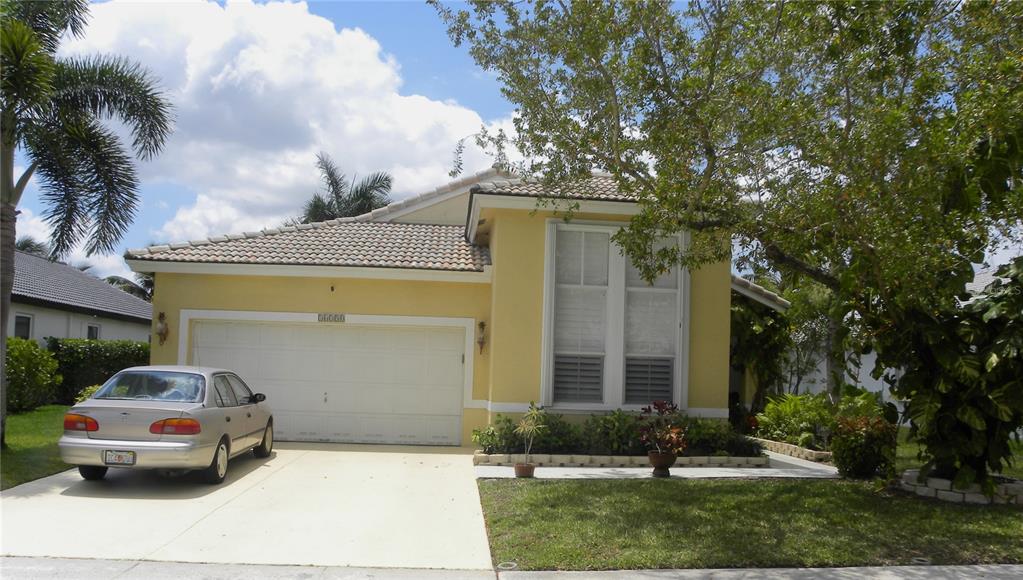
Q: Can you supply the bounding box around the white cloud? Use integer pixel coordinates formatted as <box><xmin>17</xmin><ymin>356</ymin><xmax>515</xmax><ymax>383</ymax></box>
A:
<box><xmin>15</xmin><ymin>208</ymin><xmax>135</xmax><ymax>280</ymax></box>
<box><xmin>61</xmin><ymin>0</ymin><xmax>506</xmax><ymax>242</ymax></box>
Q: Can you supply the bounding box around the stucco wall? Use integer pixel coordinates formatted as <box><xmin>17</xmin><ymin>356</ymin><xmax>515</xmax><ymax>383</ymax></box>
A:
<box><xmin>7</xmin><ymin>301</ymin><xmax>151</xmax><ymax>346</ymax></box>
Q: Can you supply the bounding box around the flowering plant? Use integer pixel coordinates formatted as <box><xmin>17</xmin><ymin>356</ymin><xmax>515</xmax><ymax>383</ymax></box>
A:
<box><xmin>639</xmin><ymin>400</ymin><xmax>687</xmax><ymax>455</ymax></box>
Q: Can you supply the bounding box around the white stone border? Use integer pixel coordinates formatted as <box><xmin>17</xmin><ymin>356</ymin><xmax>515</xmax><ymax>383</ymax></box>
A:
<box><xmin>473</xmin><ymin>453</ymin><xmax>769</xmax><ymax>468</ymax></box>
<box><xmin>899</xmin><ymin>470</ymin><xmax>1023</xmax><ymax>505</ymax></box>
<box><xmin>750</xmin><ymin>437</ymin><xmax>832</xmax><ymax>463</ymax></box>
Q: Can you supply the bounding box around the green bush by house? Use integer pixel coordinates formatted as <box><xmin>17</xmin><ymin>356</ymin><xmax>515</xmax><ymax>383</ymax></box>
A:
<box><xmin>472</xmin><ymin>405</ymin><xmax>762</xmax><ymax>457</ymax></box>
<box><xmin>831</xmin><ymin>416</ymin><xmax>898</xmax><ymax>479</ymax></box>
<box><xmin>46</xmin><ymin>338</ymin><xmax>149</xmax><ymax>404</ymax></box>
<box><xmin>5</xmin><ymin>338</ymin><xmax>62</xmax><ymax>413</ymax></box>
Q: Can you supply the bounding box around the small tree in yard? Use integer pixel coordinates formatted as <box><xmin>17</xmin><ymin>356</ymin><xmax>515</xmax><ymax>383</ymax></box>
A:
<box><xmin>873</xmin><ymin>258</ymin><xmax>1023</xmax><ymax>492</ymax></box>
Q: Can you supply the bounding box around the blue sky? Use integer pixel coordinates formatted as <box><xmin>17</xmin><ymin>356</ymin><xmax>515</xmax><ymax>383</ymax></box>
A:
<box><xmin>16</xmin><ymin>1</ymin><xmax>513</xmax><ymax>278</ymax></box>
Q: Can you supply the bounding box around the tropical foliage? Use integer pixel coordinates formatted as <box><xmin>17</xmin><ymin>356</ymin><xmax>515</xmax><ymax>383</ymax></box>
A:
<box><xmin>0</xmin><ymin>0</ymin><xmax>171</xmax><ymax>444</ymax></box>
<box><xmin>45</xmin><ymin>338</ymin><xmax>149</xmax><ymax>405</ymax></box>
<box><xmin>830</xmin><ymin>416</ymin><xmax>898</xmax><ymax>480</ymax></box>
<box><xmin>730</xmin><ymin>290</ymin><xmax>791</xmax><ymax>412</ymax></box>
<box><xmin>300</xmin><ymin>152</ymin><xmax>392</xmax><ymax>222</ymax></box>
<box><xmin>876</xmin><ymin>258</ymin><xmax>1023</xmax><ymax>492</ymax></box>
<box><xmin>14</xmin><ymin>235</ymin><xmax>49</xmax><ymax>256</ymax></box>
<box><xmin>104</xmin><ymin>273</ymin><xmax>153</xmax><ymax>301</ymax></box>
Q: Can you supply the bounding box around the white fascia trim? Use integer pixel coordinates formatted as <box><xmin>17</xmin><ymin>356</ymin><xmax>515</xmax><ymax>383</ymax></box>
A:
<box><xmin>467</xmin><ymin>194</ymin><xmax>640</xmax><ymax>242</ymax></box>
<box><xmin>177</xmin><ymin>309</ymin><xmax>488</xmax><ymax>413</ymax></box>
<box><xmin>127</xmin><ymin>259</ymin><xmax>492</xmax><ymax>284</ymax></box>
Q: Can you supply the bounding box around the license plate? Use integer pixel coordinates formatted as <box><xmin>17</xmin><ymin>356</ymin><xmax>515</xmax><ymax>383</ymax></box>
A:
<box><xmin>103</xmin><ymin>450</ymin><xmax>136</xmax><ymax>465</ymax></box>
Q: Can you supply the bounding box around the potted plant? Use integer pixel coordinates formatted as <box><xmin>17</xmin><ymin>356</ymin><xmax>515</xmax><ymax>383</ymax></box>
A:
<box><xmin>513</xmin><ymin>403</ymin><xmax>547</xmax><ymax>478</ymax></box>
<box><xmin>640</xmin><ymin>401</ymin><xmax>688</xmax><ymax>478</ymax></box>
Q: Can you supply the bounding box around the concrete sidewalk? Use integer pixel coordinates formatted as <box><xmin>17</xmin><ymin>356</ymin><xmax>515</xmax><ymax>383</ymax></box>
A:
<box><xmin>4</xmin><ymin>558</ymin><xmax>1022</xmax><ymax>580</ymax></box>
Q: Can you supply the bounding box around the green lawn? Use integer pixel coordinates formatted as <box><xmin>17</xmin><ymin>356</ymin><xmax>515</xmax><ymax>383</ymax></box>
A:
<box><xmin>1</xmin><ymin>405</ymin><xmax>71</xmax><ymax>490</ymax></box>
<box><xmin>478</xmin><ymin>478</ymin><xmax>1023</xmax><ymax>570</ymax></box>
<box><xmin>895</xmin><ymin>428</ymin><xmax>1023</xmax><ymax>480</ymax></box>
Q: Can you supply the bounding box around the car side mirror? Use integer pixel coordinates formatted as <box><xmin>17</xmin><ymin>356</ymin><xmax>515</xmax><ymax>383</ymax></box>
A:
<box><xmin>253</xmin><ymin>393</ymin><xmax>266</xmax><ymax>403</ymax></box>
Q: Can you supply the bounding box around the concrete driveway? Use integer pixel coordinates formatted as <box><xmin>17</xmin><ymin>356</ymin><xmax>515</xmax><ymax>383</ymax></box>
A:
<box><xmin>0</xmin><ymin>443</ymin><xmax>493</xmax><ymax>570</ymax></box>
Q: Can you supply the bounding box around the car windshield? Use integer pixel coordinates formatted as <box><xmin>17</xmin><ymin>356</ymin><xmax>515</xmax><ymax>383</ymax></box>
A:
<box><xmin>94</xmin><ymin>371</ymin><xmax>205</xmax><ymax>403</ymax></box>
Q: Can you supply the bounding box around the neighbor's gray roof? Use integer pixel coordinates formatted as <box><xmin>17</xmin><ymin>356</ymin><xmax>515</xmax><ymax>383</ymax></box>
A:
<box><xmin>127</xmin><ymin>221</ymin><xmax>491</xmax><ymax>272</ymax></box>
<box><xmin>12</xmin><ymin>251</ymin><xmax>152</xmax><ymax>322</ymax></box>
<box><xmin>471</xmin><ymin>173</ymin><xmax>638</xmax><ymax>202</ymax></box>
<box><xmin>966</xmin><ymin>269</ymin><xmax>1004</xmax><ymax>295</ymax></box>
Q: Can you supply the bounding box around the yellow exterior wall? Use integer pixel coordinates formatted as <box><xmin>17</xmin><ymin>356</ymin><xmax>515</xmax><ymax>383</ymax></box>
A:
<box><xmin>484</xmin><ymin>208</ymin><xmax>732</xmax><ymax>412</ymax></box>
<box><xmin>149</xmin><ymin>273</ymin><xmax>493</xmax><ymax>443</ymax></box>
<box><xmin>147</xmin><ymin>207</ymin><xmax>734</xmax><ymax>446</ymax></box>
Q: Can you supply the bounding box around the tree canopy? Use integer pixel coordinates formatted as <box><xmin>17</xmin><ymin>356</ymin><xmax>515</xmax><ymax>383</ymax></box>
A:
<box><xmin>300</xmin><ymin>153</ymin><xmax>392</xmax><ymax>222</ymax></box>
<box><xmin>434</xmin><ymin>0</ymin><xmax>1022</xmax><ymax>312</ymax></box>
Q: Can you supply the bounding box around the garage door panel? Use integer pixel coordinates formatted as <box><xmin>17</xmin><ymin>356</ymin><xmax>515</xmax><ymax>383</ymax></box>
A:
<box><xmin>192</xmin><ymin>320</ymin><xmax>465</xmax><ymax>445</ymax></box>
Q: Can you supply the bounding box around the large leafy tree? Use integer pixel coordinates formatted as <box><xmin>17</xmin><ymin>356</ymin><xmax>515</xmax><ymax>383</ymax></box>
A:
<box><xmin>436</xmin><ymin>1</ymin><xmax>1022</xmax><ymax>483</ymax></box>
<box><xmin>1</xmin><ymin>0</ymin><xmax>172</xmax><ymax>445</ymax></box>
<box><xmin>300</xmin><ymin>153</ymin><xmax>392</xmax><ymax>222</ymax></box>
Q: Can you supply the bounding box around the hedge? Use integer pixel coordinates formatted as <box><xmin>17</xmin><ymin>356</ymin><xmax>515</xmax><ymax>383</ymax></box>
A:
<box><xmin>5</xmin><ymin>338</ymin><xmax>62</xmax><ymax>413</ymax></box>
<box><xmin>45</xmin><ymin>338</ymin><xmax>150</xmax><ymax>404</ymax></box>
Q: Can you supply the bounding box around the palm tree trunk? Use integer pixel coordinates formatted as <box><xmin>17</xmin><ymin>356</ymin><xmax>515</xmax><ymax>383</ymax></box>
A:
<box><xmin>0</xmin><ymin>202</ymin><xmax>16</xmax><ymax>447</ymax></box>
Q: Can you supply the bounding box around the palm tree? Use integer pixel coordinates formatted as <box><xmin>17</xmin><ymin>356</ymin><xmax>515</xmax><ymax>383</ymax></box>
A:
<box><xmin>1</xmin><ymin>0</ymin><xmax>172</xmax><ymax>446</ymax></box>
<box><xmin>105</xmin><ymin>273</ymin><xmax>154</xmax><ymax>302</ymax></box>
<box><xmin>300</xmin><ymin>153</ymin><xmax>392</xmax><ymax>222</ymax></box>
<box><xmin>14</xmin><ymin>235</ymin><xmax>49</xmax><ymax>256</ymax></box>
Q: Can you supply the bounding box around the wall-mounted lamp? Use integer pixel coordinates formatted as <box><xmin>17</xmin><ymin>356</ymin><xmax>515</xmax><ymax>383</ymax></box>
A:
<box><xmin>477</xmin><ymin>321</ymin><xmax>487</xmax><ymax>354</ymax></box>
<box><xmin>155</xmin><ymin>312</ymin><xmax>169</xmax><ymax>345</ymax></box>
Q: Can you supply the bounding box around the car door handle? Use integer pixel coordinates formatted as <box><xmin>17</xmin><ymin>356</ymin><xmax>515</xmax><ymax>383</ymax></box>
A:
<box><xmin>226</xmin><ymin>416</ymin><xmax>231</xmax><ymax>422</ymax></box>
<box><xmin>246</xmin><ymin>412</ymin><xmax>252</xmax><ymax>418</ymax></box>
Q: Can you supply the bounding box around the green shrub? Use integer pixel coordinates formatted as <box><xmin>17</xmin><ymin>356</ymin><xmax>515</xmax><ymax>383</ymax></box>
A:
<box><xmin>532</xmin><ymin>411</ymin><xmax>581</xmax><ymax>453</ymax></box>
<box><xmin>681</xmin><ymin>417</ymin><xmax>763</xmax><ymax>457</ymax></box>
<box><xmin>582</xmin><ymin>410</ymin><xmax>644</xmax><ymax>455</ymax></box>
<box><xmin>74</xmin><ymin>384</ymin><xmax>103</xmax><ymax>404</ymax></box>
<box><xmin>755</xmin><ymin>393</ymin><xmax>834</xmax><ymax>450</ymax></box>
<box><xmin>830</xmin><ymin>416</ymin><xmax>897</xmax><ymax>479</ymax></box>
<box><xmin>46</xmin><ymin>338</ymin><xmax>150</xmax><ymax>404</ymax></box>
<box><xmin>5</xmin><ymin>338</ymin><xmax>62</xmax><ymax>413</ymax></box>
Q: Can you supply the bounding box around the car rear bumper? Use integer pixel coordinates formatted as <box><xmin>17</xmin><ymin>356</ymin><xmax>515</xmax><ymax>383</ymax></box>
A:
<box><xmin>59</xmin><ymin>436</ymin><xmax>216</xmax><ymax>470</ymax></box>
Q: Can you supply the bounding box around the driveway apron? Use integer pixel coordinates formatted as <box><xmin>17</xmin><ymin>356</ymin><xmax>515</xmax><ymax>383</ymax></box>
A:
<box><xmin>0</xmin><ymin>443</ymin><xmax>493</xmax><ymax>570</ymax></box>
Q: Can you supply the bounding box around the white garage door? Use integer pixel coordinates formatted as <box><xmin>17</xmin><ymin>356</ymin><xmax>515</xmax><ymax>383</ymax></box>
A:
<box><xmin>191</xmin><ymin>320</ymin><xmax>465</xmax><ymax>445</ymax></box>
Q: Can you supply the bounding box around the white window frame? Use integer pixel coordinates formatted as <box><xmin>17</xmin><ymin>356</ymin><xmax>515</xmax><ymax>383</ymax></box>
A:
<box><xmin>13</xmin><ymin>313</ymin><xmax>33</xmax><ymax>340</ymax></box>
<box><xmin>540</xmin><ymin>219</ymin><xmax>691</xmax><ymax>412</ymax></box>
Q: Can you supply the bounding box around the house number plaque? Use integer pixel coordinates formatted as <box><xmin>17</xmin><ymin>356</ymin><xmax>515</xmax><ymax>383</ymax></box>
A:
<box><xmin>317</xmin><ymin>313</ymin><xmax>346</xmax><ymax>323</ymax></box>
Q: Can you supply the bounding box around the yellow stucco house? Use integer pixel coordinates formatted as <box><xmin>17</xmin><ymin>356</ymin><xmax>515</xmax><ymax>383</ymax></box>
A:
<box><xmin>126</xmin><ymin>169</ymin><xmax>785</xmax><ymax>445</ymax></box>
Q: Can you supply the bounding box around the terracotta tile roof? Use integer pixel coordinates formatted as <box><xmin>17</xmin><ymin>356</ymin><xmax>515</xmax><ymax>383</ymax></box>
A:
<box><xmin>127</xmin><ymin>221</ymin><xmax>490</xmax><ymax>272</ymax></box>
<box><xmin>471</xmin><ymin>173</ymin><xmax>638</xmax><ymax>202</ymax></box>
<box><xmin>13</xmin><ymin>251</ymin><xmax>152</xmax><ymax>322</ymax></box>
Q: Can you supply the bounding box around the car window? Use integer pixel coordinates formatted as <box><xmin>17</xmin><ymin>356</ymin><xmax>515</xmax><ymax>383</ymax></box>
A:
<box><xmin>213</xmin><ymin>376</ymin><xmax>238</xmax><ymax>407</ymax></box>
<box><xmin>94</xmin><ymin>371</ymin><xmax>205</xmax><ymax>402</ymax></box>
<box><xmin>226</xmin><ymin>375</ymin><xmax>254</xmax><ymax>405</ymax></box>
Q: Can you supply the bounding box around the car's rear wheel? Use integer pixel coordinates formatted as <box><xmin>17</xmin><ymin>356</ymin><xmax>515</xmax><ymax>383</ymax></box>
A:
<box><xmin>253</xmin><ymin>421</ymin><xmax>273</xmax><ymax>458</ymax></box>
<box><xmin>202</xmin><ymin>439</ymin><xmax>229</xmax><ymax>484</ymax></box>
<box><xmin>78</xmin><ymin>465</ymin><xmax>108</xmax><ymax>481</ymax></box>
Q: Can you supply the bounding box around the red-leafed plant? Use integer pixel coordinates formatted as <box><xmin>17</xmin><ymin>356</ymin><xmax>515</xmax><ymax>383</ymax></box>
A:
<box><xmin>639</xmin><ymin>401</ymin><xmax>688</xmax><ymax>455</ymax></box>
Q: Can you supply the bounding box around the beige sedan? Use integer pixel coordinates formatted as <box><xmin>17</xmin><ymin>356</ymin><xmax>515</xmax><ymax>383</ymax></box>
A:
<box><xmin>59</xmin><ymin>366</ymin><xmax>274</xmax><ymax>484</ymax></box>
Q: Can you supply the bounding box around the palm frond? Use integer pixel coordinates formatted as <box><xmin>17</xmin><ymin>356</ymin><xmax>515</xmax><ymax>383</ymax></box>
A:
<box><xmin>315</xmin><ymin>152</ymin><xmax>348</xmax><ymax>204</ymax></box>
<box><xmin>302</xmin><ymin>193</ymin><xmax>336</xmax><ymax>223</ymax></box>
<box><xmin>1</xmin><ymin>0</ymin><xmax>90</xmax><ymax>54</ymax></box>
<box><xmin>23</xmin><ymin>121</ymin><xmax>91</xmax><ymax>256</ymax></box>
<box><xmin>345</xmin><ymin>172</ymin><xmax>392</xmax><ymax>216</ymax></box>
<box><xmin>105</xmin><ymin>274</ymin><xmax>151</xmax><ymax>301</ymax></box>
<box><xmin>0</xmin><ymin>18</ymin><xmax>56</xmax><ymax>135</ymax></box>
<box><xmin>15</xmin><ymin>235</ymin><xmax>49</xmax><ymax>256</ymax></box>
<box><xmin>53</xmin><ymin>55</ymin><xmax>173</xmax><ymax>159</ymax></box>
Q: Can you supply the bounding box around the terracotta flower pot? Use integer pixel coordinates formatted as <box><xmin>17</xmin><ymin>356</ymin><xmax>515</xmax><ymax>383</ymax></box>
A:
<box><xmin>648</xmin><ymin>450</ymin><xmax>677</xmax><ymax>478</ymax></box>
<box><xmin>514</xmin><ymin>463</ymin><xmax>536</xmax><ymax>478</ymax></box>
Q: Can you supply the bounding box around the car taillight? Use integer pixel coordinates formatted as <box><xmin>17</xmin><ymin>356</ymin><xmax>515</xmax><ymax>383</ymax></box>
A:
<box><xmin>150</xmin><ymin>418</ymin><xmax>202</xmax><ymax>435</ymax></box>
<box><xmin>64</xmin><ymin>413</ymin><xmax>99</xmax><ymax>432</ymax></box>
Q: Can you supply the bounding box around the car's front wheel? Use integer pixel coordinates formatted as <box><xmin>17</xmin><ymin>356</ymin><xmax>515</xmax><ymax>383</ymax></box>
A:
<box><xmin>78</xmin><ymin>465</ymin><xmax>108</xmax><ymax>481</ymax></box>
<box><xmin>253</xmin><ymin>421</ymin><xmax>273</xmax><ymax>458</ymax></box>
<box><xmin>202</xmin><ymin>439</ymin><xmax>229</xmax><ymax>484</ymax></box>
